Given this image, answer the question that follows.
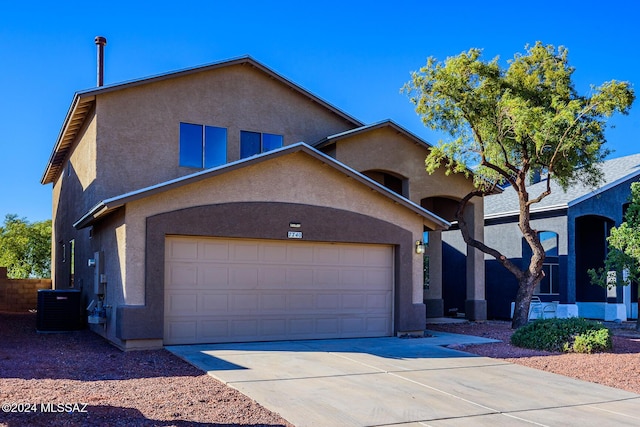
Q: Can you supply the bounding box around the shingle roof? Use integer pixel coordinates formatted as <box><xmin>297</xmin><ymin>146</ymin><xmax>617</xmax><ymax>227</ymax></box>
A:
<box><xmin>484</xmin><ymin>153</ymin><xmax>640</xmax><ymax>218</ymax></box>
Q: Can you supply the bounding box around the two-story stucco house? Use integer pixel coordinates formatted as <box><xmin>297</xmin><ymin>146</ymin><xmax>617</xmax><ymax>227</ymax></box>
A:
<box><xmin>41</xmin><ymin>54</ymin><xmax>486</xmax><ymax>349</ymax></box>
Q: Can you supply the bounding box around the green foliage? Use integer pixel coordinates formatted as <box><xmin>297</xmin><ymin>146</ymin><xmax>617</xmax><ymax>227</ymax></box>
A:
<box><xmin>511</xmin><ymin>317</ymin><xmax>612</xmax><ymax>353</ymax></box>
<box><xmin>570</xmin><ymin>328</ymin><xmax>613</xmax><ymax>354</ymax></box>
<box><xmin>589</xmin><ymin>182</ymin><xmax>640</xmax><ymax>288</ymax></box>
<box><xmin>403</xmin><ymin>42</ymin><xmax>634</xmax><ymax>192</ymax></box>
<box><xmin>0</xmin><ymin>214</ymin><xmax>52</xmax><ymax>279</ymax></box>
<box><xmin>403</xmin><ymin>41</ymin><xmax>634</xmax><ymax>328</ymax></box>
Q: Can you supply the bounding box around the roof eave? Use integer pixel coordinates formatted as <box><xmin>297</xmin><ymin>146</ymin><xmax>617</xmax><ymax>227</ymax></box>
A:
<box><xmin>567</xmin><ymin>169</ymin><xmax>640</xmax><ymax>207</ymax></box>
<box><xmin>73</xmin><ymin>143</ymin><xmax>451</xmax><ymax>230</ymax></box>
<box><xmin>41</xmin><ymin>93</ymin><xmax>96</xmax><ymax>185</ymax></box>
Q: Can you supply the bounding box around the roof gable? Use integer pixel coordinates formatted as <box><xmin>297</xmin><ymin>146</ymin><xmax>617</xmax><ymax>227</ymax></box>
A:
<box><xmin>41</xmin><ymin>56</ymin><xmax>364</xmax><ymax>185</ymax></box>
<box><xmin>314</xmin><ymin>119</ymin><xmax>431</xmax><ymax>150</ymax></box>
<box><xmin>73</xmin><ymin>143</ymin><xmax>450</xmax><ymax>230</ymax></box>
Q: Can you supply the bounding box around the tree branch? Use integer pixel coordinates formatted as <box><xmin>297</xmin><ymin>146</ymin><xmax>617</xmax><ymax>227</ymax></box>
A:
<box><xmin>455</xmin><ymin>189</ymin><xmax>524</xmax><ymax>281</ymax></box>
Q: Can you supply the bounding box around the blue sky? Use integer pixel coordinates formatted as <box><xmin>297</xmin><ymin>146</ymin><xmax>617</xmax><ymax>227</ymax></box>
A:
<box><xmin>1</xmin><ymin>0</ymin><xmax>639</xmax><ymax>222</ymax></box>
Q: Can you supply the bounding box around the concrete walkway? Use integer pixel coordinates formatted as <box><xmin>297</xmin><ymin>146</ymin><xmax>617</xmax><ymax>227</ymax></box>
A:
<box><xmin>167</xmin><ymin>331</ymin><xmax>640</xmax><ymax>426</ymax></box>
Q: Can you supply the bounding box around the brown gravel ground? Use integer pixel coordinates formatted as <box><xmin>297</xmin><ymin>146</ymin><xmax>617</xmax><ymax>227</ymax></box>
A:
<box><xmin>2</xmin><ymin>313</ymin><xmax>639</xmax><ymax>427</ymax></box>
<box><xmin>427</xmin><ymin>319</ymin><xmax>640</xmax><ymax>395</ymax></box>
<box><xmin>0</xmin><ymin>312</ymin><xmax>294</xmax><ymax>427</ymax></box>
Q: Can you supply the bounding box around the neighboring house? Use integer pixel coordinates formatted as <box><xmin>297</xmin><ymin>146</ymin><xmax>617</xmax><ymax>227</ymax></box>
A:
<box><xmin>483</xmin><ymin>154</ymin><xmax>640</xmax><ymax>321</ymax></box>
<box><xmin>41</xmin><ymin>56</ymin><xmax>487</xmax><ymax>349</ymax></box>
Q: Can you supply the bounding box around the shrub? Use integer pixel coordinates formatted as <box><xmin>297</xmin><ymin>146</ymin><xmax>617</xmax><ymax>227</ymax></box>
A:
<box><xmin>570</xmin><ymin>328</ymin><xmax>612</xmax><ymax>354</ymax></box>
<box><xmin>510</xmin><ymin>317</ymin><xmax>612</xmax><ymax>353</ymax></box>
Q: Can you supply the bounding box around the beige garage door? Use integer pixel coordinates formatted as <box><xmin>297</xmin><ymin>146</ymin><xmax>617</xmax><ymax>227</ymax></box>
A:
<box><xmin>164</xmin><ymin>236</ymin><xmax>393</xmax><ymax>345</ymax></box>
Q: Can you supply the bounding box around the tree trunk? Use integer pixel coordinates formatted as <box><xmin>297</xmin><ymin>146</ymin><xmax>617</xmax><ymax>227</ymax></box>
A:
<box><xmin>512</xmin><ymin>275</ymin><xmax>538</xmax><ymax>329</ymax></box>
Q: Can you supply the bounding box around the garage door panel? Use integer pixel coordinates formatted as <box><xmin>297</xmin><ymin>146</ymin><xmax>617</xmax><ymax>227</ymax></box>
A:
<box><xmin>315</xmin><ymin>246</ymin><xmax>340</xmax><ymax>264</ymax></box>
<box><xmin>230</xmin><ymin>293</ymin><xmax>259</xmax><ymax>311</ymax></box>
<box><xmin>290</xmin><ymin>246</ymin><xmax>314</xmax><ymax>263</ymax></box>
<box><xmin>342</xmin><ymin>317</ymin><xmax>365</xmax><ymax>333</ymax></box>
<box><xmin>200</xmin><ymin>320</ymin><xmax>229</xmax><ymax>339</ymax></box>
<box><xmin>261</xmin><ymin>319</ymin><xmax>287</xmax><ymax>335</ymax></box>
<box><xmin>167</xmin><ymin>264</ymin><xmax>199</xmax><ymax>288</ymax></box>
<box><xmin>342</xmin><ymin>294</ymin><xmax>366</xmax><ymax>309</ymax></box>
<box><xmin>316</xmin><ymin>269</ymin><xmax>340</xmax><ymax>285</ymax></box>
<box><xmin>201</xmin><ymin>266</ymin><xmax>230</xmax><ymax>288</ymax></box>
<box><xmin>164</xmin><ymin>236</ymin><xmax>393</xmax><ymax>345</ymax></box>
<box><xmin>341</xmin><ymin>270</ymin><xmax>365</xmax><ymax>287</ymax></box>
<box><xmin>366</xmin><ymin>317</ymin><xmax>390</xmax><ymax>332</ymax></box>
<box><xmin>341</xmin><ymin>247</ymin><xmax>365</xmax><ymax>266</ymax></box>
<box><xmin>166</xmin><ymin>292</ymin><xmax>198</xmax><ymax>314</ymax></box>
<box><xmin>168</xmin><ymin>240</ymin><xmax>199</xmax><ymax>260</ymax></box>
<box><xmin>366</xmin><ymin>269</ymin><xmax>393</xmax><ymax>288</ymax></box>
<box><xmin>260</xmin><ymin>294</ymin><xmax>287</xmax><ymax>311</ymax></box>
<box><xmin>232</xmin><ymin>319</ymin><xmax>259</xmax><ymax>337</ymax></box>
<box><xmin>166</xmin><ymin>320</ymin><xmax>197</xmax><ymax>341</ymax></box>
<box><xmin>232</xmin><ymin>243</ymin><xmax>260</xmax><ymax>261</ymax></box>
<box><xmin>287</xmin><ymin>269</ymin><xmax>314</xmax><ymax>287</ymax></box>
<box><xmin>230</xmin><ymin>268</ymin><xmax>259</xmax><ymax>288</ymax></box>
<box><xmin>200</xmin><ymin>293</ymin><xmax>229</xmax><ymax>312</ymax></box>
<box><xmin>263</xmin><ymin>244</ymin><xmax>287</xmax><ymax>262</ymax></box>
<box><xmin>367</xmin><ymin>293</ymin><xmax>390</xmax><ymax>309</ymax></box>
<box><xmin>202</xmin><ymin>241</ymin><xmax>230</xmax><ymax>261</ymax></box>
<box><xmin>290</xmin><ymin>293</ymin><xmax>315</xmax><ymax>310</ymax></box>
<box><xmin>365</xmin><ymin>246</ymin><xmax>393</xmax><ymax>266</ymax></box>
<box><xmin>316</xmin><ymin>294</ymin><xmax>339</xmax><ymax>309</ymax></box>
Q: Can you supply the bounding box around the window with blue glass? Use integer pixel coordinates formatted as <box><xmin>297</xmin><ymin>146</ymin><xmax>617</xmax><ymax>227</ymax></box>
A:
<box><xmin>536</xmin><ymin>231</ymin><xmax>560</xmax><ymax>295</ymax></box>
<box><xmin>179</xmin><ymin>122</ymin><xmax>227</xmax><ymax>168</ymax></box>
<box><xmin>240</xmin><ymin>131</ymin><xmax>283</xmax><ymax>159</ymax></box>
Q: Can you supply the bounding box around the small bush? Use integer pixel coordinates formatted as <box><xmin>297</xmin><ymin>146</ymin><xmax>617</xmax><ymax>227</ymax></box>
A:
<box><xmin>511</xmin><ymin>317</ymin><xmax>612</xmax><ymax>353</ymax></box>
<box><xmin>570</xmin><ymin>328</ymin><xmax>612</xmax><ymax>353</ymax></box>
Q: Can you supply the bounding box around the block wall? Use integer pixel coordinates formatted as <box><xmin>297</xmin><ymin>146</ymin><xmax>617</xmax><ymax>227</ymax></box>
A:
<box><xmin>0</xmin><ymin>267</ymin><xmax>52</xmax><ymax>312</ymax></box>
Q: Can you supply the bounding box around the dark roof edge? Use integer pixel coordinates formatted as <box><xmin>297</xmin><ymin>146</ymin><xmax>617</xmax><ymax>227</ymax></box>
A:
<box><xmin>568</xmin><ymin>168</ymin><xmax>640</xmax><ymax>207</ymax></box>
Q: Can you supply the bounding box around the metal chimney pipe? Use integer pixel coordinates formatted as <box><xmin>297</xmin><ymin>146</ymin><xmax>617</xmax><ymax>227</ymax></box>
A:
<box><xmin>94</xmin><ymin>36</ymin><xmax>107</xmax><ymax>87</ymax></box>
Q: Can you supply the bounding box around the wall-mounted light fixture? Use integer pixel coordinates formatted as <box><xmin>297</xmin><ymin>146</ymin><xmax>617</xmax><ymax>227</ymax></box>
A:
<box><xmin>415</xmin><ymin>240</ymin><xmax>425</xmax><ymax>254</ymax></box>
<box><xmin>289</xmin><ymin>222</ymin><xmax>301</xmax><ymax>228</ymax></box>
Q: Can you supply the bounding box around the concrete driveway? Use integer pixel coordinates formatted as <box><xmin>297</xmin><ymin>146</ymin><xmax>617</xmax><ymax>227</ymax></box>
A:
<box><xmin>167</xmin><ymin>332</ymin><xmax>640</xmax><ymax>426</ymax></box>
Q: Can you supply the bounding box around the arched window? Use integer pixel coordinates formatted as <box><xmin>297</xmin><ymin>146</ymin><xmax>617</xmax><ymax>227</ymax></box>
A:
<box><xmin>536</xmin><ymin>231</ymin><xmax>559</xmax><ymax>295</ymax></box>
<box><xmin>539</xmin><ymin>231</ymin><xmax>559</xmax><ymax>257</ymax></box>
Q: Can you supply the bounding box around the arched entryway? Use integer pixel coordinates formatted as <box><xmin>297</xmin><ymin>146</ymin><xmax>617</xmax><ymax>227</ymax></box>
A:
<box><xmin>575</xmin><ymin>215</ymin><xmax>614</xmax><ymax>302</ymax></box>
<box><xmin>420</xmin><ymin>196</ymin><xmax>486</xmax><ymax>320</ymax></box>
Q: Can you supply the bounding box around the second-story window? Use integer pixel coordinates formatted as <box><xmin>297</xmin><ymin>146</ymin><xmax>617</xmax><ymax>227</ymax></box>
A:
<box><xmin>240</xmin><ymin>131</ymin><xmax>283</xmax><ymax>159</ymax></box>
<box><xmin>179</xmin><ymin>122</ymin><xmax>227</xmax><ymax>168</ymax></box>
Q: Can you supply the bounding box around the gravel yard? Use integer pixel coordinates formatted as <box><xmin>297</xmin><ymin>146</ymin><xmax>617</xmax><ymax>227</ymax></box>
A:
<box><xmin>2</xmin><ymin>312</ymin><xmax>639</xmax><ymax>426</ymax></box>
<box><xmin>0</xmin><ymin>312</ymin><xmax>293</xmax><ymax>427</ymax></box>
<box><xmin>427</xmin><ymin>319</ymin><xmax>640</xmax><ymax>395</ymax></box>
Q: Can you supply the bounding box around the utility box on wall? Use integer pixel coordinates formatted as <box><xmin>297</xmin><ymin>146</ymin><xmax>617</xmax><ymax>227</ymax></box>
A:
<box><xmin>36</xmin><ymin>290</ymin><xmax>84</xmax><ymax>332</ymax></box>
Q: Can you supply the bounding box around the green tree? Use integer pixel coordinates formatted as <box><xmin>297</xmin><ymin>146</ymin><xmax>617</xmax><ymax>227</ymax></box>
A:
<box><xmin>404</xmin><ymin>42</ymin><xmax>634</xmax><ymax>328</ymax></box>
<box><xmin>0</xmin><ymin>214</ymin><xmax>52</xmax><ymax>279</ymax></box>
<box><xmin>589</xmin><ymin>182</ymin><xmax>640</xmax><ymax>330</ymax></box>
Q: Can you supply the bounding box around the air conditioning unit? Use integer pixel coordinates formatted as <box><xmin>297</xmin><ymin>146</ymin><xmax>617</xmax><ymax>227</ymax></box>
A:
<box><xmin>36</xmin><ymin>290</ymin><xmax>84</xmax><ymax>332</ymax></box>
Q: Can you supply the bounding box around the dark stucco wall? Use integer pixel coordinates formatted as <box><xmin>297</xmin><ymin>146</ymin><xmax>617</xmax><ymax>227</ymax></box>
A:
<box><xmin>568</xmin><ymin>176</ymin><xmax>639</xmax><ymax>304</ymax></box>
<box><xmin>484</xmin><ymin>212</ymin><xmax>567</xmax><ymax>318</ymax></box>
<box><xmin>116</xmin><ymin>201</ymin><xmax>423</xmax><ymax>341</ymax></box>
